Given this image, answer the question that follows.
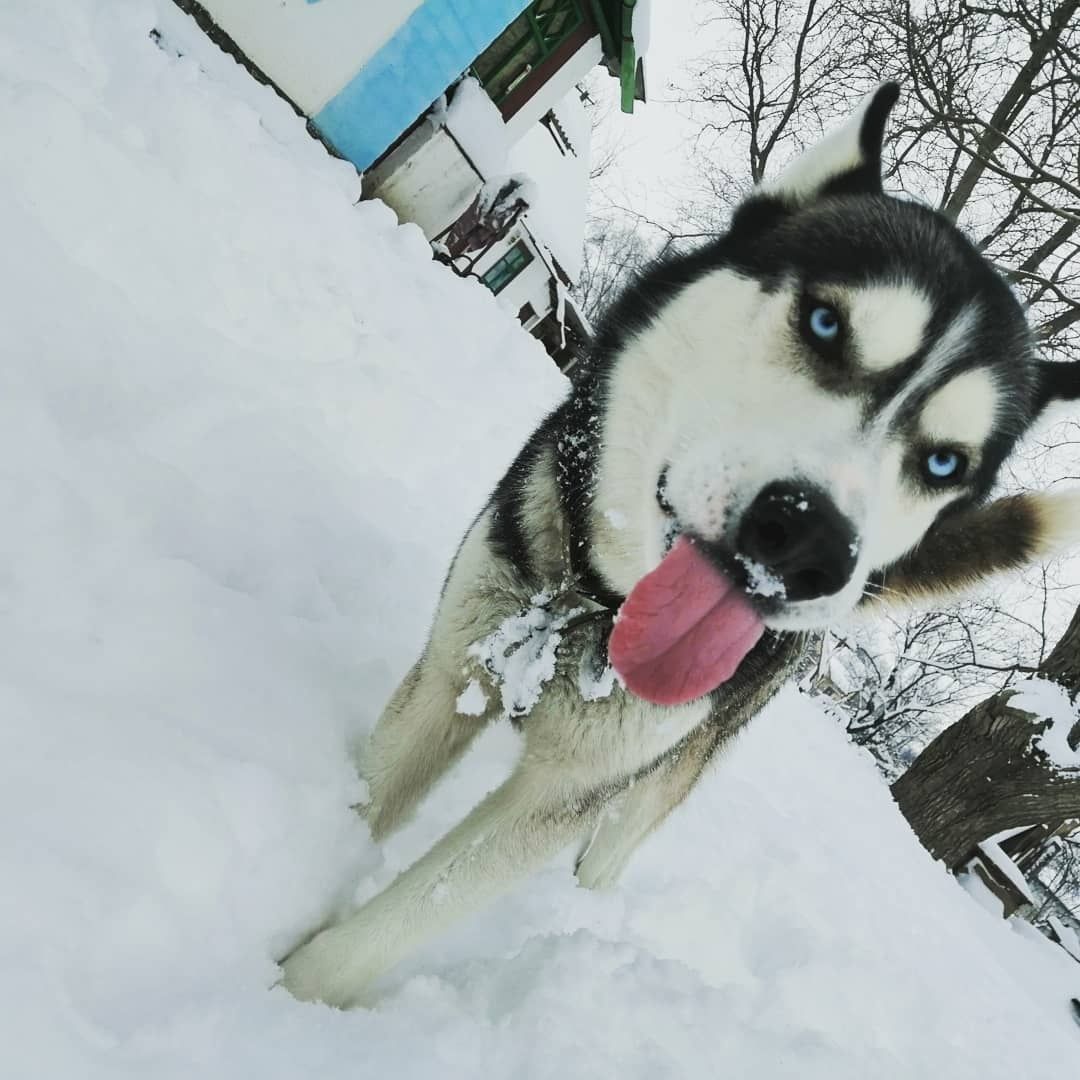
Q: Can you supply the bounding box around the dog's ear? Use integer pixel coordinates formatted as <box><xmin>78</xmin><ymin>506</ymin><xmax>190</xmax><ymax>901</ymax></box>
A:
<box><xmin>862</xmin><ymin>489</ymin><xmax>1080</xmax><ymax>609</ymax></box>
<box><xmin>1032</xmin><ymin>358</ymin><xmax>1080</xmax><ymax>416</ymax></box>
<box><xmin>763</xmin><ymin>82</ymin><xmax>900</xmax><ymax>205</ymax></box>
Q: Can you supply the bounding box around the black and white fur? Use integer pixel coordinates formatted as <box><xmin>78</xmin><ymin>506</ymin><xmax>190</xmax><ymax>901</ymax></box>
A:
<box><xmin>280</xmin><ymin>85</ymin><xmax>1080</xmax><ymax>1007</ymax></box>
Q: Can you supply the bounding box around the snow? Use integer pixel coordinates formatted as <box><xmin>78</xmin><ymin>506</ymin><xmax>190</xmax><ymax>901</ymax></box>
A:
<box><xmin>1010</xmin><ymin>678</ymin><xmax>1080</xmax><ymax>769</ymax></box>
<box><xmin>736</xmin><ymin>553</ymin><xmax>788</xmax><ymax>599</ymax></box>
<box><xmin>456</xmin><ymin>679</ymin><xmax>490</xmax><ymax>717</ymax></box>
<box><xmin>443</xmin><ymin>75</ymin><xmax>591</xmax><ymax>283</ymax></box>
<box><xmin>959</xmin><ymin>866</ymin><xmax>1014</xmax><ymax>918</ymax></box>
<box><xmin>1048</xmin><ymin>917</ymin><xmax>1080</xmax><ymax>962</ymax></box>
<box><xmin>445</xmin><ymin>75</ymin><xmax>510</xmax><ymax>180</ymax></box>
<box><xmin>477</xmin><ymin>173</ymin><xmax>538</xmax><ymax>216</ymax></box>
<box><xmin>2</xmin><ymin>2</ymin><xmax>1080</xmax><ymax>1077</ymax></box>
<box><xmin>577</xmin><ymin>650</ymin><xmax>618</xmax><ymax>702</ymax></box>
<box><xmin>989</xmin><ymin>825</ymin><xmax>1032</xmax><ymax>845</ymax></box>
<box><xmin>970</xmin><ymin>840</ymin><xmax>1037</xmax><ymax>906</ymax></box>
<box><xmin>508</xmin><ymin>85</ymin><xmax>594</xmax><ymax>280</ymax></box>
<box><xmin>468</xmin><ymin>592</ymin><xmax>585</xmax><ymax>720</ymax></box>
<box><xmin>633</xmin><ymin>0</ymin><xmax>654</xmax><ymax>60</ymax></box>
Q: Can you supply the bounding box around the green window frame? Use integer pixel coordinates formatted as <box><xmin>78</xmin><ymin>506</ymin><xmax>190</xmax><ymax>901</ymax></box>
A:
<box><xmin>481</xmin><ymin>241</ymin><xmax>534</xmax><ymax>295</ymax></box>
<box><xmin>472</xmin><ymin>0</ymin><xmax>585</xmax><ymax>104</ymax></box>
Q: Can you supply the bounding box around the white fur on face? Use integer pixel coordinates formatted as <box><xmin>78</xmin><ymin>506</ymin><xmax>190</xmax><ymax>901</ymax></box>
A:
<box><xmin>873</xmin><ymin>305</ymin><xmax>980</xmax><ymax>439</ymax></box>
<box><xmin>593</xmin><ymin>270</ymin><xmax>866</xmax><ymax>603</ymax></box>
<box><xmin>856</xmin><ymin>445</ymin><xmax>947</xmax><ymax>592</ymax></box>
<box><xmin>590</xmin><ymin>271</ymin><xmax>989</xmax><ymax>632</ymax></box>
<box><xmin>843</xmin><ymin>284</ymin><xmax>932</xmax><ymax>372</ymax></box>
<box><xmin>919</xmin><ymin>368</ymin><xmax>999</xmax><ymax>448</ymax></box>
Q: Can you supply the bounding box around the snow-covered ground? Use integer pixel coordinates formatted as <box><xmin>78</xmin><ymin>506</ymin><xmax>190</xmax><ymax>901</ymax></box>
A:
<box><xmin>1</xmin><ymin>2</ymin><xmax>1078</xmax><ymax>1077</ymax></box>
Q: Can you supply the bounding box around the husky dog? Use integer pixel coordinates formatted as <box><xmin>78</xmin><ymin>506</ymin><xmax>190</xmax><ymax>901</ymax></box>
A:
<box><xmin>281</xmin><ymin>84</ymin><xmax>1080</xmax><ymax>1007</ymax></box>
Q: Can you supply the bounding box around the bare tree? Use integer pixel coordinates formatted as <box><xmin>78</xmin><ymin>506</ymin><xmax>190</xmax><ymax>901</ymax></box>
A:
<box><xmin>809</xmin><ymin>595</ymin><xmax>1048</xmax><ymax>777</ymax></box>
<box><xmin>575</xmin><ymin>72</ymin><xmax>661</xmax><ymax>322</ymax></box>
<box><xmin>692</xmin><ymin>0</ymin><xmax>866</xmax><ymax>174</ymax></box>
<box><xmin>673</xmin><ymin>0</ymin><xmax>874</xmax><ymax>226</ymax></box>
<box><xmin>864</xmin><ymin>0</ymin><xmax>1080</xmax><ymax>360</ymax></box>
<box><xmin>891</xmin><ymin>604</ymin><xmax>1080</xmax><ymax>868</ymax></box>
<box><xmin>578</xmin><ymin>72</ymin><xmax>625</xmax><ymax>184</ymax></box>
<box><xmin>575</xmin><ymin>214</ymin><xmax>654</xmax><ymax>322</ymax></box>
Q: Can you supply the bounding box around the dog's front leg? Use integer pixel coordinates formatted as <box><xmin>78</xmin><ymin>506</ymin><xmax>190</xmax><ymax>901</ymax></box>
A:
<box><xmin>575</xmin><ymin>719</ymin><xmax>723</xmax><ymax>890</ymax></box>
<box><xmin>279</xmin><ymin>764</ymin><xmax>608</xmax><ymax>1008</ymax></box>
<box><xmin>362</xmin><ymin>656</ymin><xmax>494</xmax><ymax>840</ymax></box>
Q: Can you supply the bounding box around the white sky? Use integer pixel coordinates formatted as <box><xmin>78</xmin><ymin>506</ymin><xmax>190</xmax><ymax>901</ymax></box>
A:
<box><xmin>588</xmin><ymin>0</ymin><xmax>710</xmax><ymax>227</ymax></box>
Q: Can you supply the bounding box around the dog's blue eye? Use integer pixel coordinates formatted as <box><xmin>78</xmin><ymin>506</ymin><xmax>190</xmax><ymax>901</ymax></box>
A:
<box><xmin>926</xmin><ymin>449</ymin><xmax>964</xmax><ymax>480</ymax></box>
<box><xmin>808</xmin><ymin>305</ymin><xmax>840</xmax><ymax>340</ymax></box>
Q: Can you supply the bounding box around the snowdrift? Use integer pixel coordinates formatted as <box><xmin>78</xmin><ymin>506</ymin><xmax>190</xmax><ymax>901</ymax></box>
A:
<box><xmin>0</xmin><ymin>2</ymin><xmax>1076</xmax><ymax>1077</ymax></box>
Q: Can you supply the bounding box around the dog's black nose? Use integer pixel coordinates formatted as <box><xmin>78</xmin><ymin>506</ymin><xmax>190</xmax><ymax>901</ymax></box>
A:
<box><xmin>736</xmin><ymin>482</ymin><xmax>857</xmax><ymax>601</ymax></box>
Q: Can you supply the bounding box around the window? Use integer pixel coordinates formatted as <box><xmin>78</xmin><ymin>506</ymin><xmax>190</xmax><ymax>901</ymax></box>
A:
<box><xmin>481</xmin><ymin>241</ymin><xmax>534</xmax><ymax>295</ymax></box>
<box><xmin>472</xmin><ymin>0</ymin><xmax>585</xmax><ymax>105</ymax></box>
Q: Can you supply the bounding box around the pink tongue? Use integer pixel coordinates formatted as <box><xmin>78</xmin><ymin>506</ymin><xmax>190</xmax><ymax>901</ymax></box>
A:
<box><xmin>609</xmin><ymin>536</ymin><xmax>765</xmax><ymax>705</ymax></box>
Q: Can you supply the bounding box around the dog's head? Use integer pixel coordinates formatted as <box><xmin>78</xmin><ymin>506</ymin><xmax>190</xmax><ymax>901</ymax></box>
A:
<box><xmin>583</xmin><ymin>85</ymin><xmax>1080</xmax><ymax>703</ymax></box>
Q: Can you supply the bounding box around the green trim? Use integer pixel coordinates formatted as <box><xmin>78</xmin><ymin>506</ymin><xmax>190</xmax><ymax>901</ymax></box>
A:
<box><xmin>587</xmin><ymin>0</ymin><xmax>617</xmax><ymax>58</ymax></box>
<box><xmin>590</xmin><ymin>0</ymin><xmax>641</xmax><ymax>113</ymax></box>
<box><xmin>619</xmin><ymin>0</ymin><xmax>637</xmax><ymax>113</ymax></box>
<box><xmin>472</xmin><ymin>0</ymin><xmax>586</xmax><ymax>105</ymax></box>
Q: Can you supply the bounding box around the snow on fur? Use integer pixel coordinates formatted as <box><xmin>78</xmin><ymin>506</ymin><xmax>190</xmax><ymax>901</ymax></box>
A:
<box><xmin>468</xmin><ymin>592</ymin><xmax>585</xmax><ymax>719</ymax></box>
<box><xmin>1</xmin><ymin>2</ymin><xmax>1078</xmax><ymax>1077</ymax></box>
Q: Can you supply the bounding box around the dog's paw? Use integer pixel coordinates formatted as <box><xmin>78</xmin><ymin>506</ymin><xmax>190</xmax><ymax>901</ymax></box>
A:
<box><xmin>278</xmin><ymin>925</ymin><xmax>376</xmax><ymax>1009</ymax></box>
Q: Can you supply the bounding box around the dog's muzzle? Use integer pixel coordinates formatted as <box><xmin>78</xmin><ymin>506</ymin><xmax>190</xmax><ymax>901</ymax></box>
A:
<box><xmin>735</xmin><ymin>481</ymin><xmax>857</xmax><ymax>601</ymax></box>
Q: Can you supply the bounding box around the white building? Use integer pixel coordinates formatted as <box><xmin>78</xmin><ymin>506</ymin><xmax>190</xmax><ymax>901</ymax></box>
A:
<box><xmin>176</xmin><ymin>0</ymin><xmax>651</xmax><ymax>367</ymax></box>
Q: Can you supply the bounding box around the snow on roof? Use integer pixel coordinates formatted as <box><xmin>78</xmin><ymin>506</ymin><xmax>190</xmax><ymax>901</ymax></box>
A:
<box><xmin>972</xmin><ymin>840</ymin><xmax>1037</xmax><ymax>905</ymax></box>
<box><xmin>445</xmin><ymin>76</ymin><xmax>509</xmax><ymax>179</ymax></box>
<box><xmin>987</xmin><ymin>825</ymin><xmax>1032</xmax><ymax>845</ymax></box>
<box><xmin>508</xmin><ymin>86</ymin><xmax>592</xmax><ymax>281</ymax></box>
<box><xmin>443</xmin><ymin>76</ymin><xmax>592</xmax><ymax>282</ymax></box>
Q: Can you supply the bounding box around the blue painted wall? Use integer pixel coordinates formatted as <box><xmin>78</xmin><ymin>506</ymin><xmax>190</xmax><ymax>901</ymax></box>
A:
<box><xmin>314</xmin><ymin>0</ymin><xmax>531</xmax><ymax>170</ymax></box>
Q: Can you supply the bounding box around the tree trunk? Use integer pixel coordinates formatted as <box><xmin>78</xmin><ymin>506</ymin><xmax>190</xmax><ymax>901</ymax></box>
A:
<box><xmin>890</xmin><ymin>694</ymin><xmax>1080</xmax><ymax>867</ymax></box>
<box><xmin>890</xmin><ymin>605</ymin><xmax>1080</xmax><ymax>868</ymax></box>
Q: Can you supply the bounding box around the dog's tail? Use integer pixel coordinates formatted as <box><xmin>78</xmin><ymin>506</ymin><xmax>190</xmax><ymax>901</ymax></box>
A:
<box><xmin>863</xmin><ymin>489</ymin><xmax>1080</xmax><ymax>609</ymax></box>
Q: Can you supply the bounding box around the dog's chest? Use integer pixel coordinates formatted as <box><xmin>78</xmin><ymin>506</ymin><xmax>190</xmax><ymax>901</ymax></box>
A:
<box><xmin>467</xmin><ymin>611</ymin><xmax>713</xmax><ymax>782</ymax></box>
